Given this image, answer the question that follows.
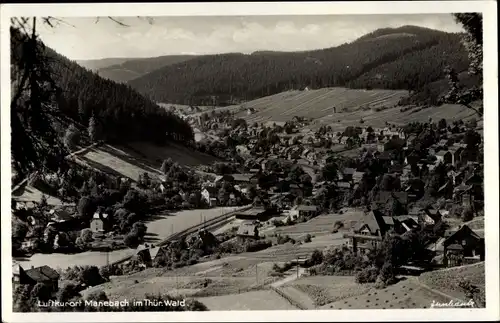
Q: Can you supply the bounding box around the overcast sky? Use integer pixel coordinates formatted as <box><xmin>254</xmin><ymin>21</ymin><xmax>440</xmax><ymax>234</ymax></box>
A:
<box><xmin>37</xmin><ymin>14</ymin><xmax>464</xmax><ymax>60</ymax></box>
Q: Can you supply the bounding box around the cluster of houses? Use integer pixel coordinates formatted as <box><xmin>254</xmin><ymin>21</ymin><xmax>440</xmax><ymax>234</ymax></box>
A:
<box><xmin>212</xmin><ymin>117</ymin><xmax>485</xmax><ymax>269</ymax></box>
<box><xmin>345</xmin><ymin>207</ymin><xmax>484</xmax><ymax>268</ymax></box>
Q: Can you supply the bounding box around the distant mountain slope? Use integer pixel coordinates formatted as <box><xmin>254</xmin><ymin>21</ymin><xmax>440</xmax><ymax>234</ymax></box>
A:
<box><xmin>97</xmin><ymin>54</ymin><xmax>197</xmax><ymax>83</ymax></box>
<box><xmin>76</xmin><ymin>57</ymin><xmax>137</xmax><ymax>71</ymax></box>
<box><xmin>127</xmin><ymin>25</ymin><xmax>472</xmax><ymax>106</ymax></box>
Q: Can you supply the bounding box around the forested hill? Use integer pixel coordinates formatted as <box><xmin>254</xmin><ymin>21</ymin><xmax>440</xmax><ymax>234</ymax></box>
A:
<box><xmin>96</xmin><ymin>55</ymin><xmax>197</xmax><ymax>83</ymax></box>
<box><xmin>76</xmin><ymin>57</ymin><xmax>135</xmax><ymax>71</ymax></box>
<box><xmin>127</xmin><ymin>25</ymin><xmax>471</xmax><ymax>106</ymax></box>
<box><xmin>11</xmin><ymin>27</ymin><xmax>194</xmax><ymax>145</ymax></box>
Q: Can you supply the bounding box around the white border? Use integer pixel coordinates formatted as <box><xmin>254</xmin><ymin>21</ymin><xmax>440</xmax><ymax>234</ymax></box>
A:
<box><xmin>1</xmin><ymin>2</ymin><xmax>498</xmax><ymax>322</ymax></box>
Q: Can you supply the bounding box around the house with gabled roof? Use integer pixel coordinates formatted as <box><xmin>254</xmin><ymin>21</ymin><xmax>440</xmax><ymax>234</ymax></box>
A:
<box><xmin>442</xmin><ymin>225</ymin><xmax>484</xmax><ymax>267</ymax></box>
<box><xmin>453</xmin><ymin>183</ymin><xmax>474</xmax><ymax>208</ymax></box>
<box><xmin>374</xmin><ymin>191</ymin><xmax>408</xmax><ymax>209</ymax></box>
<box><xmin>16</xmin><ymin>265</ymin><xmax>60</xmax><ymax>291</ymax></box>
<box><xmin>90</xmin><ymin>210</ymin><xmax>111</xmax><ymax>233</ymax></box>
<box><xmin>201</xmin><ymin>186</ymin><xmax>219</xmax><ymax>207</ymax></box>
<box><xmin>346</xmin><ymin>210</ymin><xmax>396</xmax><ymax>254</ymax></box>
<box><xmin>341</xmin><ymin>168</ymin><xmax>356</xmax><ymax>182</ymax></box>
<box><xmin>421</xmin><ymin>208</ymin><xmax>443</xmax><ymax>225</ymax></box>
<box><xmin>435</xmin><ymin>150</ymin><xmax>452</xmax><ymax>165</ymax></box>
<box><xmin>289</xmin><ymin>204</ymin><xmax>318</xmax><ymax>219</ymax></box>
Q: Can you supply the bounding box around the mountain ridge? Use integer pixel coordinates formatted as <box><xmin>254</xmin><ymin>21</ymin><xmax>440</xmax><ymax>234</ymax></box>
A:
<box><xmin>124</xmin><ymin>25</ymin><xmax>471</xmax><ymax>106</ymax></box>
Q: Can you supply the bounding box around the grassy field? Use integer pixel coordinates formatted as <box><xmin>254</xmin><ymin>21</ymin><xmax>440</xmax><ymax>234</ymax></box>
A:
<box><xmin>284</xmin><ymin>275</ymin><xmax>374</xmax><ymax>308</ymax></box>
<box><xmin>268</xmin><ymin>211</ymin><xmax>362</xmax><ymax>239</ymax></box>
<box><xmin>196</xmin><ymin>290</ymin><xmax>297</xmax><ymax>310</ymax></box>
<box><xmin>73</xmin><ymin>141</ymin><xmax>218</xmax><ymax>182</ymax></box>
<box><xmin>75</xmin><ymin>145</ymin><xmax>161</xmax><ymax>181</ymax></box>
<box><xmin>243</xmin><ymin>232</ymin><xmax>348</xmax><ymax>263</ymax></box>
<box><xmin>319</xmin><ymin>278</ymin><xmax>451</xmax><ymax>309</ymax></box>
<box><xmin>232</xmin><ymin>88</ymin><xmax>407</xmax><ymax>123</ymax></box>
<box><xmin>12</xmin><ymin>184</ymin><xmax>63</xmax><ymax>206</ymax></box>
<box><xmin>315</xmin><ymin>103</ymin><xmax>478</xmax><ymax>132</ymax></box>
<box><xmin>418</xmin><ymin>262</ymin><xmax>485</xmax><ymax>301</ymax></box>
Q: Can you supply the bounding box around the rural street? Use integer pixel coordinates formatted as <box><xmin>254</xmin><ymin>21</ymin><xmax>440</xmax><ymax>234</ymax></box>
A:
<box><xmin>270</xmin><ymin>268</ymin><xmax>307</xmax><ymax>288</ymax></box>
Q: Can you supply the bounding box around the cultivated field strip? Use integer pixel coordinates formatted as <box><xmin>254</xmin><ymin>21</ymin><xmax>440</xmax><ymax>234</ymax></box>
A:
<box><xmin>234</xmin><ymin>87</ymin><xmax>409</xmax><ymax>123</ymax></box>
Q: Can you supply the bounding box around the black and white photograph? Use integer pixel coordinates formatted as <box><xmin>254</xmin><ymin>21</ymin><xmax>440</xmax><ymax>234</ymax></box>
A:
<box><xmin>1</xmin><ymin>2</ymin><xmax>498</xmax><ymax>322</ymax></box>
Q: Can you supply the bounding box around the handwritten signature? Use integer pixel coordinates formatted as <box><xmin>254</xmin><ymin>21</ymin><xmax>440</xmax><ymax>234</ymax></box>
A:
<box><xmin>430</xmin><ymin>299</ymin><xmax>475</xmax><ymax>308</ymax></box>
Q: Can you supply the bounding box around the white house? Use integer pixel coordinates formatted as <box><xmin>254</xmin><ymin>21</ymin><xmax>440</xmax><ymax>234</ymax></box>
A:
<box><xmin>201</xmin><ymin>187</ymin><xmax>218</xmax><ymax>207</ymax></box>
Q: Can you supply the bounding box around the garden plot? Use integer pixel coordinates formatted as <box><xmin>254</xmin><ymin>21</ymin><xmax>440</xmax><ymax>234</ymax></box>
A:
<box><xmin>233</xmin><ymin>87</ymin><xmax>409</xmax><ymax>123</ymax></box>
<box><xmin>319</xmin><ymin>279</ymin><xmax>450</xmax><ymax>309</ymax></box>
<box><xmin>12</xmin><ymin>184</ymin><xmax>63</xmax><ymax>206</ymax></box>
<box><xmin>245</xmin><ymin>233</ymin><xmax>348</xmax><ymax>263</ymax></box>
<box><xmin>285</xmin><ymin>275</ymin><xmax>374</xmax><ymax>308</ymax></box>
<box><xmin>266</xmin><ymin>211</ymin><xmax>361</xmax><ymax>239</ymax></box>
<box><xmin>196</xmin><ymin>290</ymin><xmax>297</xmax><ymax>311</ymax></box>
<box><xmin>315</xmin><ymin>103</ymin><xmax>478</xmax><ymax>132</ymax></box>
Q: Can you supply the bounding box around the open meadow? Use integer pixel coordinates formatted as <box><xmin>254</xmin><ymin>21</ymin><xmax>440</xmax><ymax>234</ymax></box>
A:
<box><xmin>72</xmin><ymin>141</ymin><xmax>218</xmax><ymax>182</ymax></box>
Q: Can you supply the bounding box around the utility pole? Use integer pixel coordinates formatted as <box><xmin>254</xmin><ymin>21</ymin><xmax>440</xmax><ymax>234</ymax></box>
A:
<box><xmin>296</xmin><ymin>257</ymin><xmax>299</xmax><ymax>279</ymax></box>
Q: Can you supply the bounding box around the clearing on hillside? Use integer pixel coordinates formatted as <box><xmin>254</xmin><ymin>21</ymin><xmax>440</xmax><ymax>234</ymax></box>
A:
<box><xmin>118</xmin><ymin>142</ymin><xmax>220</xmax><ymax>168</ymax></box>
<box><xmin>72</xmin><ymin>144</ymin><xmax>161</xmax><ymax>181</ymax></box>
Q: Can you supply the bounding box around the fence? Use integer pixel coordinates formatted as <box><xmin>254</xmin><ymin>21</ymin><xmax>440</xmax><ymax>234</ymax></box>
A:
<box><xmin>270</xmin><ymin>286</ymin><xmax>307</xmax><ymax>310</ymax></box>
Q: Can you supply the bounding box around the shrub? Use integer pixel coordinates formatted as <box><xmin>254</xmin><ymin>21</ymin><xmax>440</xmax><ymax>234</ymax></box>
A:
<box><xmin>277</xmin><ymin>235</ymin><xmax>295</xmax><ymax>245</ymax></box>
<box><xmin>77</xmin><ymin>196</ymin><xmax>96</xmax><ymax>219</ymax></box>
<box><xmin>99</xmin><ymin>264</ymin><xmax>122</xmax><ymax>279</ymax></box>
<box><xmin>309</xmin><ymin>249</ymin><xmax>324</xmax><ymax>266</ymax></box>
<box><xmin>355</xmin><ymin>266</ymin><xmax>379</xmax><ymax>284</ymax></box>
<box><xmin>303</xmin><ymin>234</ymin><xmax>312</xmax><ymax>243</ymax></box>
<box><xmin>76</xmin><ymin>229</ymin><xmax>93</xmax><ymax>249</ymax></box>
<box><xmin>78</xmin><ymin>266</ymin><xmax>105</xmax><ymax>287</ymax></box>
<box><xmin>378</xmin><ymin>262</ymin><xmax>396</xmax><ymax>285</ymax></box>
<box><xmin>124</xmin><ymin>232</ymin><xmax>140</xmax><ymax>248</ymax></box>
<box><xmin>57</xmin><ymin>282</ymin><xmax>80</xmax><ymax>302</ymax></box>
<box><xmin>244</xmin><ymin>239</ymin><xmax>272</xmax><ymax>252</ymax></box>
<box><xmin>30</xmin><ymin>283</ymin><xmax>52</xmax><ymax>302</ymax></box>
<box><xmin>333</xmin><ymin>220</ymin><xmax>344</xmax><ymax>232</ymax></box>
<box><xmin>272</xmin><ymin>219</ymin><xmax>285</xmax><ymax>227</ymax></box>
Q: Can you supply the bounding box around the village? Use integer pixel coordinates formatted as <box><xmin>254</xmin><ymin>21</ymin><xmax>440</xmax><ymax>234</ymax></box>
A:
<box><xmin>8</xmin><ymin>11</ymin><xmax>490</xmax><ymax>313</ymax></box>
<box><xmin>12</xmin><ymin>103</ymin><xmax>485</xmax><ymax>311</ymax></box>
